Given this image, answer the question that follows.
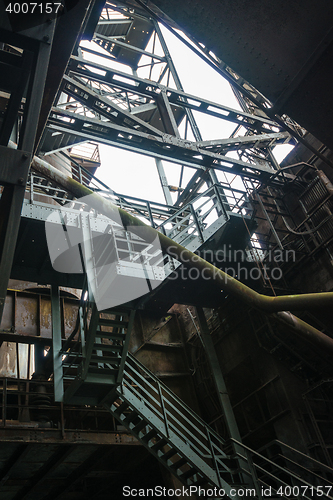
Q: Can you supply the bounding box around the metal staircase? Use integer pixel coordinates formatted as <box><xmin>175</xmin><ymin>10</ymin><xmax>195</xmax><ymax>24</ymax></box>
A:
<box><xmin>56</xmin><ymin>314</ymin><xmax>333</xmax><ymax>498</ymax></box>
<box><xmin>59</xmin><ymin>281</ymin><xmax>135</xmax><ymax>406</ymax></box>
<box><xmin>103</xmin><ymin>353</ymin><xmax>245</xmax><ymax>496</ymax></box>
<box><xmin>20</xmin><ymin>163</ymin><xmax>237</xmax><ymax>297</ymax></box>
<box><xmin>102</xmin><ymin>354</ymin><xmax>333</xmax><ymax>499</ymax></box>
<box><xmin>36</xmin><ymin>172</ymin><xmax>333</xmax><ymax>498</ymax></box>
<box><xmin>53</xmin><ymin>281</ymin><xmax>333</xmax><ymax>498</ymax></box>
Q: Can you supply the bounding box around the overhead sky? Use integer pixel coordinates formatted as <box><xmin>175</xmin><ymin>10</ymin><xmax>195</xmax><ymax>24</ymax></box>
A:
<box><xmin>79</xmin><ymin>22</ymin><xmax>293</xmax><ymax>205</ymax></box>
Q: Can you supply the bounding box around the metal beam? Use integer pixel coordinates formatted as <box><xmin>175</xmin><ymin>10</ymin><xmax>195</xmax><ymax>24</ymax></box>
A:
<box><xmin>51</xmin><ymin>286</ymin><xmax>64</xmax><ymax>403</ymax></box>
<box><xmin>94</xmin><ymin>32</ymin><xmax>166</xmax><ymax>61</ymax></box>
<box><xmin>0</xmin><ymin>21</ymin><xmax>55</xmax><ymax>325</ymax></box>
<box><xmin>196</xmin><ymin>131</ymin><xmax>290</xmax><ymax>149</ymax></box>
<box><xmin>12</xmin><ymin>445</ymin><xmax>74</xmax><ymax>500</ymax></box>
<box><xmin>47</xmin><ymin>109</ymin><xmax>275</xmax><ymax>179</ymax></box>
<box><xmin>193</xmin><ymin>307</ymin><xmax>255</xmax><ymax>490</ymax></box>
<box><xmin>194</xmin><ymin>307</ymin><xmax>243</xmax><ymax>443</ymax></box>
<box><xmin>0</xmin><ymin>184</ymin><xmax>28</xmax><ymax>322</ymax></box>
<box><xmin>68</xmin><ymin>56</ymin><xmax>280</xmax><ymax>130</ymax></box>
<box><xmin>156</xmin><ymin>158</ymin><xmax>173</xmax><ymax>205</ymax></box>
<box><xmin>62</xmin><ymin>74</ymin><xmax>165</xmax><ymax>137</ymax></box>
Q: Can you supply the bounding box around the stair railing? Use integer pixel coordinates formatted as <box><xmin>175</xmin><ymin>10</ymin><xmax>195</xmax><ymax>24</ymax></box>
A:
<box><xmin>231</xmin><ymin>438</ymin><xmax>333</xmax><ymax>500</ymax></box>
<box><xmin>119</xmin><ymin>353</ymin><xmax>240</xmax><ymax>485</ymax></box>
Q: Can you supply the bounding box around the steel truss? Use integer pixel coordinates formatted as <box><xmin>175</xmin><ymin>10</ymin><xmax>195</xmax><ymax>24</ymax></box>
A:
<box><xmin>38</xmin><ymin>0</ymin><xmax>294</xmax><ymax>213</ymax></box>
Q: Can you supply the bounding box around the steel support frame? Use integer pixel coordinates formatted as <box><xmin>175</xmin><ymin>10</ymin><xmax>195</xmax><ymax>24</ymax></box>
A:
<box><xmin>67</xmin><ymin>55</ymin><xmax>279</xmax><ymax>131</ymax></box>
<box><xmin>56</xmin><ymin>25</ymin><xmax>290</xmax><ymax>204</ymax></box>
<box><xmin>0</xmin><ymin>22</ymin><xmax>55</xmax><ymax>323</ymax></box>
<box><xmin>152</xmin><ymin>19</ymin><xmax>226</xmax><ymax>209</ymax></box>
<box><xmin>140</xmin><ymin>1</ymin><xmax>333</xmax><ymax>170</ymax></box>
<box><xmin>39</xmin><ymin>3</ymin><xmax>295</xmax><ymax>219</ymax></box>
<box><xmin>45</xmin><ymin>109</ymin><xmax>276</xmax><ymax>181</ymax></box>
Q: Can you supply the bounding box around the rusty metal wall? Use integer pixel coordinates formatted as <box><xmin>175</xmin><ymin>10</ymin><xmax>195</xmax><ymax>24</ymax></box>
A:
<box><xmin>0</xmin><ymin>288</ymin><xmax>79</xmax><ymax>379</ymax></box>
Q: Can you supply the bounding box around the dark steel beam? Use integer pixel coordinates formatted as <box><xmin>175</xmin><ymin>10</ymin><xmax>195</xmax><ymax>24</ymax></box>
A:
<box><xmin>34</xmin><ymin>0</ymin><xmax>99</xmax><ymax>150</ymax></box>
<box><xmin>0</xmin><ymin>146</ymin><xmax>30</xmax><ymax>186</ymax></box>
<box><xmin>47</xmin><ymin>447</ymin><xmax>113</xmax><ymax>500</ymax></box>
<box><xmin>0</xmin><ymin>184</ymin><xmax>29</xmax><ymax>321</ymax></box>
<box><xmin>12</xmin><ymin>445</ymin><xmax>74</xmax><ymax>500</ymax></box>
<box><xmin>51</xmin><ymin>286</ymin><xmax>64</xmax><ymax>403</ymax></box>
<box><xmin>0</xmin><ymin>20</ymin><xmax>55</xmax><ymax>324</ymax></box>
<box><xmin>0</xmin><ymin>427</ymin><xmax>139</xmax><ymax>444</ymax></box>
<box><xmin>0</xmin><ymin>444</ymin><xmax>30</xmax><ymax>484</ymax></box>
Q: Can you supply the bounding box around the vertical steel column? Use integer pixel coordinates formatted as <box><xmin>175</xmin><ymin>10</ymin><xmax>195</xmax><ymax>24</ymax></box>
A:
<box><xmin>0</xmin><ymin>21</ymin><xmax>55</xmax><ymax>323</ymax></box>
<box><xmin>195</xmin><ymin>307</ymin><xmax>256</xmax><ymax>490</ymax></box>
<box><xmin>195</xmin><ymin>307</ymin><xmax>242</xmax><ymax>442</ymax></box>
<box><xmin>51</xmin><ymin>285</ymin><xmax>64</xmax><ymax>403</ymax></box>
<box><xmin>155</xmin><ymin>158</ymin><xmax>173</xmax><ymax>205</ymax></box>
<box><xmin>153</xmin><ymin>21</ymin><xmax>229</xmax><ymax>212</ymax></box>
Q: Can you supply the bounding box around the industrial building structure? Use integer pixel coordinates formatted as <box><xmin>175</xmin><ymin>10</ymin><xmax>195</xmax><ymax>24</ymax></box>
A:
<box><xmin>1</xmin><ymin>0</ymin><xmax>333</xmax><ymax>498</ymax></box>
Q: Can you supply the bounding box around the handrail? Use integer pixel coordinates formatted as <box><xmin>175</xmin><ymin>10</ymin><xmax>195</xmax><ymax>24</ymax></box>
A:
<box><xmin>121</xmin><ymin>353</ymin><xmax>235</xmax><ymax>484</ymax></box>
<box><xmin>125</xmin><ymin>353</ymin><xmax>227</xmax><ymax>447</ymax></box>
<box><xmin>230</xmin><ymin>439</ymin><xmax>333</xmax><ymax>500</ymax></box>
<box><xmin>120</xmin><ymin>354</ymin><xmax>333</xmax><ymax>495</ymax></box>
<box><xmin>258</xmin><ymin>439</ymin><xmax>333</xmax><ymax>476</ymax></box>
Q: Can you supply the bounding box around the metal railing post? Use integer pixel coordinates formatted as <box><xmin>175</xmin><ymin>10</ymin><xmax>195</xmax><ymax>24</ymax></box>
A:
<box><xmin>157</xmin><ymin>383</ymin><xmax>169</xmax><ymax>438</ymax></box>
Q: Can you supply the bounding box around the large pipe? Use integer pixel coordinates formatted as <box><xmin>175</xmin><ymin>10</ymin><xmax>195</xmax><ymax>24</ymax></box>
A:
<box><xmin>275</xmin><ymin>311</ymin><xmax>333</xmax><ymax>354</ymax></box>
<box><xmin>30</xmin><ymin>156</ymin><xmax>333</xmax><ymax>355</ymax></box>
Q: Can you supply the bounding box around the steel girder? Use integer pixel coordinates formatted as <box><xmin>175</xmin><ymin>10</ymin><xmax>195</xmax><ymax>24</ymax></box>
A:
<box><xmin>0</xmin><ymin>20</ymin><xmax>56</xmax><ymax>322</ymax></box>
<box><xmin>45</xmin><ymin>107</ymin><xmax>279</xmax><ymax>181</ymax></box>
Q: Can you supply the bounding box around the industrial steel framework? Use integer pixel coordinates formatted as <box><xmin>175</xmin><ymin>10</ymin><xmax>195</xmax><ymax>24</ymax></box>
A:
<box><xmin>1</xmin><ymin>0</ymin><xmax>333</xmax><ymax>498</ymax></box>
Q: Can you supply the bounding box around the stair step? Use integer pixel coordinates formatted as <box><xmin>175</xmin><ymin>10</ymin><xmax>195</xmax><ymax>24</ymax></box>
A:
<box><xmin>98</xmin><ymin>332</ymin><xmax>126</xmax><ymax>341</ymax></box>
<box><xmin>142</xmin><ymin>429</ymin><xmax>159</xmax><ymax>443</ymax></box>
<box><xmin>93</xmin><ymin>343</ymin><xmax>123</xmax><ymax>353</ymax></box>
<box><xmin>151</xmin><ymin>439</ymin><xmax>168</xmax><ymax>452</ymax></box>
<box><xmin>132</xmin><ymin>420</ymin><xmax>147</xmax><ymax>434</ymax></box>
<box><xmin>87</xmin><ymin>367</ymin><xmax>119</xmax><ymax>376</ymax></box>
<box><xmin>90</xmin><ymin>355</ymin><xmax>121</xmax><ymax>364</ymax></box>
<box><xmin>191</xmin><ymin>477</ymin><xmax>209</xmax><ymax>487</ymax></box>
<box><xmin>124</xmin><ymin>411</ymin><xmax>139</xmax><ymax>424</ymax></box>
<box><xmin>114</xmin><ymin>401</ymin><xmax>129</xmax><ymax>415</ymax></box>
<box><xmin>170</xmin><ymin>457</ymin><xmax>188</xmax><ymax>470</ymax></box>
<box><xmin>161</xmin><ymin>448</ymin><xmax>178</xmax><ymax>461</ymax></box>
<box><xmin>99</xmin><ymin>318</ymin><xmax>128</xmax><ymax>328</ymax></box>
<box><xmin>180</xmin><ymin>468</ymin><xmax>197</xmax><ymax>480</ymax></box>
